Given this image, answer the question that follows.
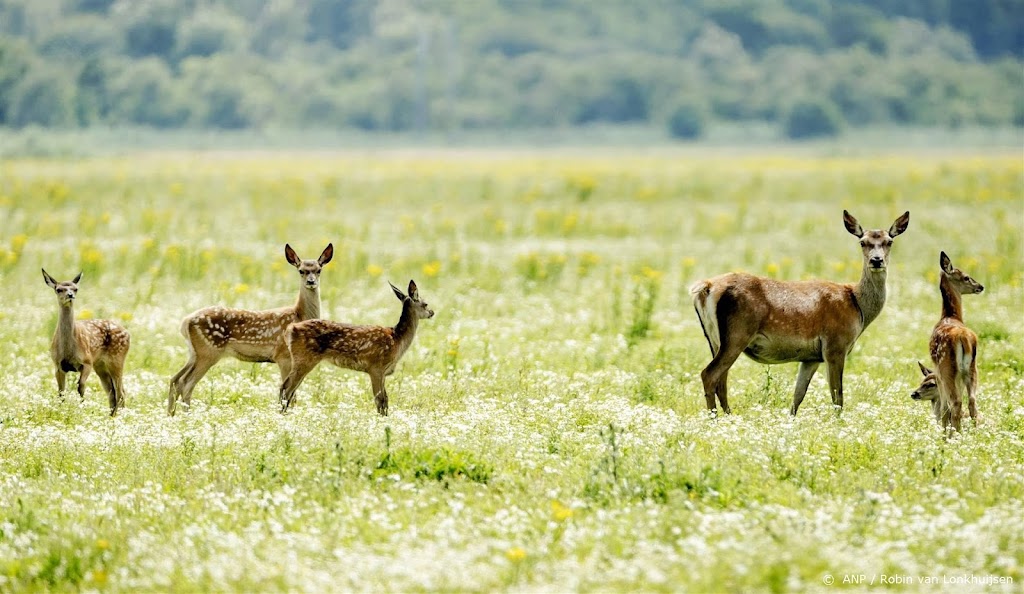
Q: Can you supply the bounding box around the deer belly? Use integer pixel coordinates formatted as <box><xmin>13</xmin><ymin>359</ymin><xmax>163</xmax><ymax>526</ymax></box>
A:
<box><xmin>744</xmin><ymin>334</ymin><xmax>822</xmax><ymax>364</ymax></box>
<box><xmin>60</xmin><ymin>359</ymin><xmax>83</xmax><ymax>372</ymax></box>
<box><xmin>226</xmin><ymin>343</ymin><xmax>275</xmax><ymax>363</ymax></box>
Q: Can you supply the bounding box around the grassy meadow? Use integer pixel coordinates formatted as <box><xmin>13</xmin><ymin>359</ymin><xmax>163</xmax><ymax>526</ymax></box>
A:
<box><xmin>0</xmin><ymin>150</ymin><xmax>1022</xmax><ymax>592</ymax></box>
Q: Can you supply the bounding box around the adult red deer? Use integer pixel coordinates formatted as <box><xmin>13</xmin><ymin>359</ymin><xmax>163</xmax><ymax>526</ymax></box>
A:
<box><xmin>912</xmin><ymin>251</ymin><xmax>984</xmax><ymax>430</ymax></box>
<box><xmin>167</xmin><ymin>243</ymin><xmax>333</xmax><ymax>415</ymax></box>
<box><xmin>691</xmin><ymin>210</ymin><xmax>910</xmax><ymax>415</ymax></box>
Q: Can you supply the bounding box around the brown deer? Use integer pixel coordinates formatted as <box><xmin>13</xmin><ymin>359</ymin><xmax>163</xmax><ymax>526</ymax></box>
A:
<box><xmin>912</xmin><ymin>251</ymin><xmax>984</xmax><ymax>431</ymax></box>
<box><xmin>167</xmin><ymin>243</ymin><xmax>333</xmax><ymax>415</ymax></box>
<box><xmin>42</xmin><ymin>269</ymin><xmax>130</xmax><ymax>416</ymax></box>
<box><xmin>911</xmin><ymin>361</ymin><xmax>942</xmax><ymax>423</ymax></box>
<box><xmin>278</xmin><ymin>279</ymin><xmax>434</xmax><ymax>415</ymax></box>
<box><xmin>691</xmin><ymin>210</ymin><xmax>910</xmax><ymax>415</ymax></box>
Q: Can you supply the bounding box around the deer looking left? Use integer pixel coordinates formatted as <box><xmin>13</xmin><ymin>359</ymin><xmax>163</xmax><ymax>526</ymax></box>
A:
<box><xmin>42</xmin><ymin>269</ymin><xmax>131</xmax><ymax>416</ymax></box>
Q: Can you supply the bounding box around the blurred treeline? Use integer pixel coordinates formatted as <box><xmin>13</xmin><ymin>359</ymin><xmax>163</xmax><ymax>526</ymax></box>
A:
<box><xmin>0</xmin><ymin>0</ymin><xmax>1021</xmax><ymax>135</ymax></box>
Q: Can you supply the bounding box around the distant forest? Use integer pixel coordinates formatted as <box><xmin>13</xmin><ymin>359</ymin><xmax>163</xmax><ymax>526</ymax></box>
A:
<box><xmin>1</xmin><ymin>0</ymin><xmax>1022</xmax><ymax>136</ymax></box>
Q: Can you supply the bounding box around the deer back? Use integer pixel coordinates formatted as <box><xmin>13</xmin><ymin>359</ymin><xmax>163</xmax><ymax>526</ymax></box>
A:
<box><xmin>184</xmin><ymin>305</ymin><xmax>300</xmax><ymax>359</ymax></box>
<box><xmin>700</xmin><ymin>273</ymin><xmax>863</xmax><ymax>341</ymax></box>
<box><xmin>287</xmin><ymin>319</ymin><xmax>398</xmax><ymax>373</ymax></box>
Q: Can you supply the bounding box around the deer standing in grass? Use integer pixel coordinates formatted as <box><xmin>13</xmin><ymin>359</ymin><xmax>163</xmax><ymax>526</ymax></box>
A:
<box><xmin>167</xmin><ymin>243</ymin><xmax>333</xmax><ymax>415</ymax></box>
<box><xmin>43</xmin><ymin>269</ymin><xmax>130</xmax><ymax>416</ymax></box>
<box><xmin>910</xmin><ymin>361</ymin><xmax>942</xmax><ymax>421</ymax></box>
<box><xmin>691</xmin><ymin>210</ymin><xmax>910</xmax><ymax>415</ymax></box>
<box><xmin>278</xmin><ymin>279</ymin><xmax>434</xmax><ymax>415</ymax></box>
<box><xmin>911</xmin><ymin>252</ymin><xmax>984</xmax><ymax>431</ymax></box>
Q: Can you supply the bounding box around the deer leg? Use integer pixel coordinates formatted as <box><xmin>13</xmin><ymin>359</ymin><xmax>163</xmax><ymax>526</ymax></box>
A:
<box><xmin>97</xmin><ymin>371</ymin><xmax>117</xmax><ymax>415</ymax></box>
<box><xmin>178</xmin><ymin>356</ymin><xmax>218</xmax><ymax>411</ymax></box>
<box><xmin>77</xmin><ymin>364</ymin><xmax>92</xmax><ymax>401</ymax></box>
<box><xmin>371</xmin><ymin>372</ymin><xmax>388</xmax><ymax>416</ymax></box>
<box><xmin>824</xmin><ymin>351</ymin><xmax>846</xmax><ymax>410</ymax></box>
<box><xmin>967</xmin><ymin>358</ymin><xmax>978</xmax><ymax>423</ymax></box>
<box><xmin>716</xmin><ymin>370</ymin><xmax>731</xmax><ymax>415</ymax></box>
<box><xmin>55</xmin><ymin>368</ymin><xmax>67</xmax><ymax>399</ymax></box>
<box><xmin>790</xmin><ymin>361</ymin><xmax>820</xmax><ymax>415</ymax></box>
<box><xmin>948</xmin><ymin>383</ymin><xmax>963</xmax><ymax>433</ymax></box>
<box><xmin>280</xmin><ymin>363</ymin><xmax>315</xmax><ymax>413</ymax></box>
<box><xmin>273</xmin><ymin>342</ymin><xmax>292</xmax><ymax>383</ymax></box>
<box><xmin>168</xmin><ymin>356</ymin><xmax>195</xmax><ymax>415</ymax></box>
<box><xmin>699</xmin><ymin>334</ymin><xmax>750</xmax><ymax>415</ymax></box>
<box><xmin>112</xmin><ymin>368</ymin><xmax>126</xmax><ymax>411</ymax></box>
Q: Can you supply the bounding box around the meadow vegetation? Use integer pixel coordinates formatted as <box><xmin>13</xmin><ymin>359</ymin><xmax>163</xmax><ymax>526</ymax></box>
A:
<box><xmin>0</xmin><ymin>150</ymin><xmax>1021</xmax><ymax>591</ymax></box>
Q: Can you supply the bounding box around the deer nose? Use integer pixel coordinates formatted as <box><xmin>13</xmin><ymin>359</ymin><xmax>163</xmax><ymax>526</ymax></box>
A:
<box><xmin>911</xmin><ymin>391</ymin><xmax>921</xmax><ymax>400</ymax></box>
<box><xmin>869</xmin><ymin>256</ymin><xmax>884</xmax><ymax>268</ymax></box>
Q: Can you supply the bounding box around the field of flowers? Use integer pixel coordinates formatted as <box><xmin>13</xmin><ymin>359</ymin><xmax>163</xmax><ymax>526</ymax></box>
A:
<box><xmin>0</xmin><ymin>150</ymin><xmax>1021</xmax><ymax>592</ymax></box>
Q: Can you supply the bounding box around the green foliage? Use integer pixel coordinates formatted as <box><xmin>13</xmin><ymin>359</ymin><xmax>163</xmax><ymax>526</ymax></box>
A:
<box><xmin>8</xmin><ymin>68</ymin><xmax>76</xmax><ymax>128</ymax></box>
<box><xmin>666</xmin><ymin>98</ymin><xmax>707</xmax><ymax>140</ymax></box>
<box><xmin>0</xmin><ymin>0</ymin><xmax>1020</xmax><ymax>132</ymax></box>
<box><xmin>107</xmin><ymin>58</ymin><xmax>186</xmax><ymax>128</ymax></box>
<box><xmin>377</xmin><ymin>427</ymin><xmax>492</xmax><ymax>484</ymax></box>
<box><xmin>0</xmin><ymin>38</ymin><xmax>33</xmax><ymax>125</ymax></box>
<box><xmin>784</xmin><ymin>97</ymin><xmax>845</xmax><ymax>138</ymax></box>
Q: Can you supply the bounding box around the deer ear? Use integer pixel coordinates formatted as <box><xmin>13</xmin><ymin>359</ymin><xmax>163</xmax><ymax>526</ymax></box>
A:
<box><xmin>917</xmin><ymin>361</ymin><xmax>932</xmax><ymax>376</ymax></box>
<box><xmin>318</xmin><ymin>243</ymin><xmax>334</xmax><ymax>266</ymax></box>
<box><xmin>939</xmin><ymin>251</ymin><xmax>953</xmax><ymax>275</ymax></box>
<box><xmin>889</xmin><ymin>211</ymin><xmax>910</xmax><ymax>238</ymax></box>
<box><xmin>73</xmin><ymin>271</ymin><xmax>83</xmax><ymax>284</ymax></box>
<box><xmin>42</xmin><ymin>268</ymin><xmax>57</xmax><ymax>288</ymax></box>
<box><xmin>843</xmin><ymin>210</ymin><xmax>863</xmax><ymax>238</ymax></box>
<box><xmin>407</xmin><ymin>279</ymin><xmax>419</xmax><ymax>300</ymax></box>
<box><xmin>284</xmin><ymin>244</ymin><xmax>301</xmax><ymax>268</ymax></box>
<box><xmin>389</xmin><ymin>281</ymin><xmax>406</xmax><ymax>302</ymax></box>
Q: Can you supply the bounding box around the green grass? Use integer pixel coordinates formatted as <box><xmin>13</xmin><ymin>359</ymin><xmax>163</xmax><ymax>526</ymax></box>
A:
<box><xmin>0</xmin><ymin>151</ymin><xmax>1021</xmax><ymax>592</ymax></box>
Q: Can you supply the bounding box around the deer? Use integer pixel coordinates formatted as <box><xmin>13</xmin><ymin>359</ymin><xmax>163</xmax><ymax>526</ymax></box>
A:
<box><xmin>911</xmin><ymin>251</ymin><xmax>984</xmax><ymax>431</ymax></box>
<box><xmin>910</xmin><ymin>361</ymin><xmax>942</xmax><ymax>423</ymax></box>
<box><xmin>278</xmin><ymin>279</ymin><xmax>434</xmax><ymax>415</ymax></box>
<box><xmin>690</xmin><ymin>210</ymin><xmax>910</xmax><ymax>415</ymax></box>
<box><xmin>167</xmin><ymin>243</ymin><xmax>333</xmax><ymax>415</ymax></box>
<box><xmin>42</xmin><ymin>269</ymin><xmax>131</xmax><ymax>416</ymax></box>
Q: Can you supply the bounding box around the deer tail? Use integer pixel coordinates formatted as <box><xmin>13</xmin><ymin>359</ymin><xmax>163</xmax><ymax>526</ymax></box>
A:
<box><xmin>954</xmin><ymin>336</ymin><xmax>974</xmax><ymax>375</ymax></box>
<box><xmin>690</xmin><ymin>280</ymin><xmax>720</xmax><ymax>356</ymax></box>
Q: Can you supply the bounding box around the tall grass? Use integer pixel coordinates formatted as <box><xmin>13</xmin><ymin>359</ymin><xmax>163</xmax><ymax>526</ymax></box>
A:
<box><xmin>0</xmin><ymin>151</ymin><xmax>1021</xmax><ymax>592</ymax></box>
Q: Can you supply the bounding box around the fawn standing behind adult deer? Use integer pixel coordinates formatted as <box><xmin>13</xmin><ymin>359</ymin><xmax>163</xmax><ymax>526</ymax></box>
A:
<box><xmin>911</xmin><ymin>251</ymin><xmax>984</xmax><ymax>431</ymax></box>
<box><xmin>42</xmin><ymin>269</ymin><xmax>130</xmax><ymax>416</ymax></box>
<box><xmin>691</xmin><ymin>210</ymin><xmax>910</xmax><ymax>415</ymax></box>
<box><xmin>167</xmin><ymin>243</ymin><xmax>333</xmax><ymax>415</ymax></box>
<box><xmin>278</xmin><ymin>279</ymin><xmax>434</xmax><ymax>415</ymax></box>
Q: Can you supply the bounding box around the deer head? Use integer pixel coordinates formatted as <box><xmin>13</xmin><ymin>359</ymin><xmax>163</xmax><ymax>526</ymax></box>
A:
<box><xmin>844</xmin><ymin>210</ymin><xmax>910</xmax><ymax>271</ymax></box>
<box><xmin>911</xmin><ymin>361</ymin><xmax>939</xmax><ymax>402</ymax></box>
<box><xmin>939</xmin><ymin>251</ymin><xmax>984</xmax><ymax>295</ymax></box>
<box><xmin>42</xmin><ymin>269</ymin><xmax>83</xmax><ymax>306</ymax></box>
<box><xmin>285</xmin><ymin>243</ymin><xmax>334</xmax><ymax>290</ymax></box>
<box><xmin>390</xmin><ymin>279</ymin><xmax>434</xmax><ymax>319</ymax></box>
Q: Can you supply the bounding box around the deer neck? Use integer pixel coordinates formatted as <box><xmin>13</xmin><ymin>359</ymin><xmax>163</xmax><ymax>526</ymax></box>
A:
<box><xmin>393</xmin><ymin>302</ymin><xmax>419</xmax><ymax>358</ymax></box>
<box><xmin>939</xmin><ymin>275</ymin><xmax>963</xmax><ymax>322</ymax></box>
<box><xmin>55</xmin><ymin>302</ymin><xmax>78</xmax><ymax>358</ymax></box>
<box><xmin>295</xmin><ymin>286</ymin><xmax>321</xmax><ymax>321</ymax></box>
<box><xmin>854</xmin><ymin>265</ymin><xmax>888</xmax><ymax>328</ymax></box>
